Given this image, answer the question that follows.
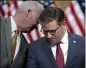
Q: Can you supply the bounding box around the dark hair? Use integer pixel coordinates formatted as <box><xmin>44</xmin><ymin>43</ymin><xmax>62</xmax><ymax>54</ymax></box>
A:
<box><xmin>39</xmin><ymin>7</ymin><xmax>64</xmax><ymax>25</ymax></box>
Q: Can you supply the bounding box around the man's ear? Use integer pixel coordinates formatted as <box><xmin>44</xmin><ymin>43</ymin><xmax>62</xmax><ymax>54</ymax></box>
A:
<box><xmin>25</xmin><ymin>9</ymin><xmax>31</xmax><ymax>17</ymax></box>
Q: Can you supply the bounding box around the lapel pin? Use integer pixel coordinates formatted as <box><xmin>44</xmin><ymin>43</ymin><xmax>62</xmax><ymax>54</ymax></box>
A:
<box><xmin>73</xmin><ymin>41</ymin><xmax>76</xmax><ymax>43</ymax></box>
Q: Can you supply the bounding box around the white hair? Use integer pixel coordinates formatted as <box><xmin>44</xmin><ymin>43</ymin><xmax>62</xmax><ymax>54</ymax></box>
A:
<box><xmin>17</xmin><ymin>1</ymin><xmax>44</xmax><ymax>12</ymax></box>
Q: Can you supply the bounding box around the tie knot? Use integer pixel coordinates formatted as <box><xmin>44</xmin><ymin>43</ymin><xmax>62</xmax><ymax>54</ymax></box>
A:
<box><xmin>15</xmin><ymin>30</ymin><xmax>19</xmax><ymax>35</ymax></box>
<box><xmin>57</xmin><ymin>41</ymin><xmax>61</xmax><ymax>46</ymax></box>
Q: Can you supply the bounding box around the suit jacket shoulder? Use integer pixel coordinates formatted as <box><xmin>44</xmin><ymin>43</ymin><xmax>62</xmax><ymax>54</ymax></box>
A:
<box><xmin>65</xmin><ymin>33</ymin><xmax>85</xmax><ymax>68</ymax></box>
<box><xmin>69</xmin><ymin>33</ymin><xmax>85</xmax><ymax>45</ymax></box>
<box><xmin>29</xmin><ymin>37</ymin><xmax>47</xmax><ymax>49</ymax></box>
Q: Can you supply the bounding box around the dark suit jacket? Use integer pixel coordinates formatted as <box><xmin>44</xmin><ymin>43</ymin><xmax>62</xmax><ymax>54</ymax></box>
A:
<box><xmin>1</xmin><ymin>17</ymin><xmax>29</xmax><ymax>68</ymax></box>
<box><xmin>27</xmin><ymin>33</ymin><xmax>85</xmax><ymax>68</ymax></box>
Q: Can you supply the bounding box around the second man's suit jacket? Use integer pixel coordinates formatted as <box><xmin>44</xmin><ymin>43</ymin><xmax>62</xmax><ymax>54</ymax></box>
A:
<box><xmin>1</xmin><ymin>17</ymin><xmax>29</xmax><ymax>68</ymax></box>
<box><xmin>27</xmin><ymin>33</ymin><xmax>85</xmax><ymax>68</ymax></box>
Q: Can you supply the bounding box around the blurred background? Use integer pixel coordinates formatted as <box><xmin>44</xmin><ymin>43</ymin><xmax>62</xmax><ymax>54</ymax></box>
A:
<box><xmin>0</xmin><ymin>0</ymin><xmax>85</xmax><ymax>43</ymax></box>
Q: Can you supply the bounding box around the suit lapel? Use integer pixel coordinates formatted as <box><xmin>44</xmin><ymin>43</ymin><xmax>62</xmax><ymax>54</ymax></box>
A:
<box><xmin>16</xmin><ymin>33</ymin><xmax>28</xmax><ymax>55</ymax></box>
<box><xmin>11</xmin><ymin>33</ymin><xmax>28</xmax><ymax>66</ymax></box>
<box><xmin>17</xmin><ymin>33</ymin><xmax>28</xmax><ymax>56</ymax></box>
<box><xmin>5</xmin><ymin>18</ymin><xmax>12</xmax><ymax>63</ymax></box>
<box><xmin>65</xmin><ymin>33</ymin><xmax>77</xmax><ymax>68</ymax></box>
<box><xmin>42</xmin><ymin>38</ymin><xmax>57</xmax><ymax>68</ymax></box>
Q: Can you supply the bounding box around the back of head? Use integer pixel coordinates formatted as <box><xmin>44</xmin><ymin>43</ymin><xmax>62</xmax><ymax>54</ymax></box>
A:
<box><xmin>13</xmin><ymin>1</ymin><xmax>44</xmax><ymax>33</ymax></box>
<box><xmin>17</xmin><ymin>1</ymin><xmax>44</xmax><ymax>13</ymax></box>
<box><xmin>39</xmin><ymin>7</ymin><xmax>64</xmax><ymax>25</ymax></box>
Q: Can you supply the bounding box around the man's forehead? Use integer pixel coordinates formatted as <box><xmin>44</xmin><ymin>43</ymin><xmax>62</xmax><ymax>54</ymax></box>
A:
<box><xmin>42</xmin><ymin>20</ymin><xmax>58</xmax><ymax>27</ymax></box>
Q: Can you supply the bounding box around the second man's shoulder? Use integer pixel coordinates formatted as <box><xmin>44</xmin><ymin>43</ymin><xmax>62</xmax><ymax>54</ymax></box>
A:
<box><xmin>29</xmin><ymin>37</ymin><xmax>46</xmax><ymax>47</ymax></box>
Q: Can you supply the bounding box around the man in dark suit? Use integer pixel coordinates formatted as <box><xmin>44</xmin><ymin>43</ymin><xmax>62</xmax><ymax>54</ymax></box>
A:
<box><xmin>0</xmin><ymin>1</ymin><xmax>43</xmax><ymax>68</ymax></box>
<box><xmin>27</xmin><ymin>7</ymin><xmax>85</xmax><ymax>68</ymax></box>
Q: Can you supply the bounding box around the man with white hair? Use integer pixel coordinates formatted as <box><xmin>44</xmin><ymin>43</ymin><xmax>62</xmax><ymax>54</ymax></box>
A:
<box><xmin>1</xmin><ymin>1</ymin><xmax>44</xmax><ymax>68</ymax></box>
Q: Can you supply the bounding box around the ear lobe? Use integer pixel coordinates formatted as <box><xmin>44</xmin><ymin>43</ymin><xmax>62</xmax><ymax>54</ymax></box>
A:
<box><xmin>25</xmin><ymin>10</ymin><xmax>31</xmax><ymax>17</ymax></box>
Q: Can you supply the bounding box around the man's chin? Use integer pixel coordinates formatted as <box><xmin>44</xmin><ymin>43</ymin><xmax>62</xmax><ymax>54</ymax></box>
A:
<box><xmin>51</xmin><ymin>42</ymin><xmax>57</xmax><ymax>45</ymax></box>
<box><xmin>48</xmin><ymin>40</ymin><xmax>57</xmax><ymax>45</ymax></box>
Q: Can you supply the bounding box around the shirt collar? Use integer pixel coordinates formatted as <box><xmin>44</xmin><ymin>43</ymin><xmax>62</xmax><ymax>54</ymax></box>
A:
<box><xmin>10</xmin><ymin>16</ymin><xmax>17</xmax><ymax>32</ymax></box>
<box><xmin>61</xmin><ymin>30</ymin><xmax>68</xmax><ymax>44</ymax></box>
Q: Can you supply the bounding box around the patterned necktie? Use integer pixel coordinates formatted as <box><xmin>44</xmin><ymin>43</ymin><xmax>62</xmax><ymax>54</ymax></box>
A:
<box><xmin>11</xmin><ymin>30</ymin><xmax>19</xmax><ymax>63</ymax></box>
<box><xmin>56</xmin><ymin>41</ymin><xmax>64</xmax><ymax>68</ymax></box>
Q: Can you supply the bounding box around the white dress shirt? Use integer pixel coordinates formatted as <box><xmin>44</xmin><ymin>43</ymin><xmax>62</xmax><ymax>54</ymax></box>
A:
<box><xmin>11</xmin><ymin>16</ymin><xmax>21</xmax><ymax>59</ymax></box>
<box><xmin>51</xmin><ymin>31</ymin><xmax>69</xmax><ymax>65</ymax></box>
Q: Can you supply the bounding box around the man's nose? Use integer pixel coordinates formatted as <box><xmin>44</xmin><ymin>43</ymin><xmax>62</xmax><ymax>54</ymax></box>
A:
<box><xmin>47</xmin><ymin>32</ymin><xmax>52</xmax><ymax>38</ymax></box>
